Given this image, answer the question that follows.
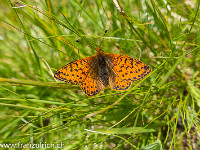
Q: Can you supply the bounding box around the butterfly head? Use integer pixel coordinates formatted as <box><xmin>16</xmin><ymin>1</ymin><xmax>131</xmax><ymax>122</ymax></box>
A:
<box><xmin>96</xmin><ymin>47</ymin><xmax>103</xmax><ymax>53</ymax></box>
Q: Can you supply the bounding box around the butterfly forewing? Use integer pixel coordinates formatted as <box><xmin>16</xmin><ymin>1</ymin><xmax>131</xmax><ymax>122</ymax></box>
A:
<box><xmin>54</xmin><ymin>56</ymin><xmax>95</xmax><ymax>84</ymax></box>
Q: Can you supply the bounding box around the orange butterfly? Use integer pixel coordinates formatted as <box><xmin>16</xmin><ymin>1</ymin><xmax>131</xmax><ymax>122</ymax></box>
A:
<box><xmin>54</xmin><ymin>47</ymin><xmax>151</xmax><ymax>96</ymax></box>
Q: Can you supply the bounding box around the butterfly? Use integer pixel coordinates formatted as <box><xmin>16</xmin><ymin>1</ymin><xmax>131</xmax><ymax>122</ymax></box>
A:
<box><xmin>54</xmin><ymin>47</ymin><xmax>151</xmax><ymax>96</ymax></box>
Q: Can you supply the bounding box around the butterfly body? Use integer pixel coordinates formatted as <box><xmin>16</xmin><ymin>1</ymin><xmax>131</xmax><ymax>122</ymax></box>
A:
<box><xmin>54</xmin><ymin>47</ymin><xmax>151</xmax><ymax>96</ymax></box>
<box><xmin>93</xmin><ymin>50</ymin><xmax>110</xmax><ymax>89</ymax></box>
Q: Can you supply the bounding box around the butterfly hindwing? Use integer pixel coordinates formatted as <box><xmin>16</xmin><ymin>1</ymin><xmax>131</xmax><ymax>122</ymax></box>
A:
<box><xmin>109</xmin><ymin>72</ymin><xmax>132</xmax><ymax>90</ymax></box>
<box><xmin>80</xmin><ymin>69</ymin><xmax>104</xmax><ymax>96</ymax></box>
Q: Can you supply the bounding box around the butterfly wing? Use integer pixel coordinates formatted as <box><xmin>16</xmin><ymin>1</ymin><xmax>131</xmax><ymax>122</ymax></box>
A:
<box><xmin>54</xmin><ymin>56</ymin><xmax>104</xmax><ymax>96</ymax></box>
<box><xmin>105</xmin><ymin>53</ymin><xmax>151</xmax><ymax>82</ymax></box>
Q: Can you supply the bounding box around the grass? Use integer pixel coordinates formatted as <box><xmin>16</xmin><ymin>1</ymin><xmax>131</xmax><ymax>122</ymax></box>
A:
<box><xmin>0</xmin><ymin>0</ymin><xmax>200</xmax><ymax>149</ymax></box>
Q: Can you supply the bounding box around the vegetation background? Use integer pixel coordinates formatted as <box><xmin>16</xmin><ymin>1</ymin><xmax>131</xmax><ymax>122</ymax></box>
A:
<box><xmin>0</xmin><ymin>0</ymin><xmax>199</xmax><ymax>149</ymax></box>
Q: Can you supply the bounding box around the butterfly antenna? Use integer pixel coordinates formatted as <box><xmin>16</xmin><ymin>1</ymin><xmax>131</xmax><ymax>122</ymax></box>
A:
<box><xmin>99</xmin><ymin>30</ymin><xmax>108</xmax><ymax>48</ymax></box>
<box><xmin>76</xmin><ymin>40</ymin><xmax>92</xmax><ymax>49</ymax></box>
<box><xmin>77</xmin><ymin>30</ymin><xmax>108</xmax><ymax>53</ymax></box>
